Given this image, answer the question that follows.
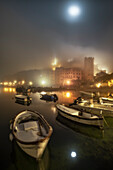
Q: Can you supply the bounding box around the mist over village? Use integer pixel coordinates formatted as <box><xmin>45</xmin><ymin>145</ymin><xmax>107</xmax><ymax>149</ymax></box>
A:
<box><xmin>1</xmin><ymin>56</ymin><xmax>113</xmax><ymax>90</ymax></box>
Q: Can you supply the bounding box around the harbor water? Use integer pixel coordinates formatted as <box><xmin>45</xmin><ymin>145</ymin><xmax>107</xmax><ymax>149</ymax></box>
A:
<box><xmin>0</xmin><ymin>87</ymin><xmax>113</xmax><ymax>170</ymax></box>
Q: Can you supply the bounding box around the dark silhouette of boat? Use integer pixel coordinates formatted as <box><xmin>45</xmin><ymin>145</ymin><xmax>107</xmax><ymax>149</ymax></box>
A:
<box><xmin>40</xmin><ymin>94</ymin><xmax>58</xmax><ymax>102</ymax></box>
<box><xmin>15</xmin><ymin>94</ymin><xmax>32</xmax><ymax>105</ymax></box>
<box><xmin>15</xmin><ymin>99</ymin><xmax>31</xmax><ymax>106</ymax></box>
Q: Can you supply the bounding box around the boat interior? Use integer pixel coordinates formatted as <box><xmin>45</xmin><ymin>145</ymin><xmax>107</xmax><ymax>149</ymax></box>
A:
<box><xmin>58</xmin><ymin>105</ymin><xmax>99</xmax><ymax>119</ymax></box>
<box><xmin>14</xmin><ymin>113</ymin><xmax>49</xmax><ymax>143</ymax></box>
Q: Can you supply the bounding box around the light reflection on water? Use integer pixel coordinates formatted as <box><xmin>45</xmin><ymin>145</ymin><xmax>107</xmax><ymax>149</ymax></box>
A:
<box><xmin>56</xmin><ymin>90</ymin><xmax>79</xmax><ymax>104</ymax></box>
<box><xmin>0</xmin><ymin>88</ymin><xmax>113</xmax><ymax>170</ymax></box>
<box><xmin>3</xmin><ymin>87</ymin><xmax>16</xmax><ymax>93</ymax></box>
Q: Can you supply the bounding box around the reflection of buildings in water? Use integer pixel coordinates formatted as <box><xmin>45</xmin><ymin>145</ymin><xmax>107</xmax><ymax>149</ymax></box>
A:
<box><xmin>3</xmin><ymin>87</ymin><xmax>16</xmax><ymax>93</ymax></box>
<box><xmin>9</xmin><ymin>141</ymin><xmax>50</xmax><ymax>170</ymax></box>
<box><xmin>56</xmin><ymin>114</ymin><xmax>104</xmax><ymax>139</ymax></box>
<box><xmin>51</xmin><ymin>105</ymin><xmax>57</xmax><ymax>114</ymax></box>
<box><xmin>57</xmin><ymin>91</ymin><xmax>79</xmax><ymax>104</ymax></box>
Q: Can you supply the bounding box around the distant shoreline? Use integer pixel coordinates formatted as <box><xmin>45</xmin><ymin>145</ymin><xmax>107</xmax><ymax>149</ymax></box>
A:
<box><xmin>30</xmin><ymin>86</ymin><xmax>113</xmax><ymax>93</ymax></box>
<box><xmin>1</xmin><ymin>86</ymin><xmax>113</xmax><ymax>93</ymax></box>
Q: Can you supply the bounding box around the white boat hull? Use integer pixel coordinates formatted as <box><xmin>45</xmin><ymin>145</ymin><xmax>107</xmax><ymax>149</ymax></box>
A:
<box><xmin>17</xmin><ymin>137</ymin><xmax>50</xmax><ymax>159</ymax></box>
<box><xmin>71</xmin><ymin>103</ymin><xmax>113</xmax><ymax>117</ymax></box>
<box><xmin>58</xmin><ymin>110</ymin><xmax>102</xmax><ymax>127</ymax></box>
<box><xmin>15</xmin><ymin>95</ymin><xmax>32</xmax><ymax>103</ymax></box>
<box><xmin>101</xmin><ymin>97</ymin><xmax>113</xmax><ymax>104</ymax></box>
<box><xmin>56</xmin><ymin>104</ymin><xmax>103</xmax><ymax>128</ymax></box>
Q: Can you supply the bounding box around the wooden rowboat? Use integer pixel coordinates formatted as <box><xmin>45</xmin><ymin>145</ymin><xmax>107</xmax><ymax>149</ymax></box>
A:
<box><xmin>9</xmin><ymin>110</ymin><xmax>53</xmax><ymax>160</ymax></box>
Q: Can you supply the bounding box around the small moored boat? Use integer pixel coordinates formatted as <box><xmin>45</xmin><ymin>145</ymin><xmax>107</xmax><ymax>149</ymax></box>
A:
<box><xmin>56</xmin><ymin>104</ymin><xmax>104</xmax><ymax>128</ymax></box>
<box><xmin>10</xmin><ymin>110</ymin><xmax>53</xmax><ymax>159</ymax></box>
<box><xmin>15</xmin><ymin>99</ymin><xmax>32</xmax><ymax>106</ymax></box>
<box><xmin>15</xmin><ymin>94</ymin><xmax>32</xmax><ymax>104</ymax></box>
<box><xmin>40</xmin><ymin>94</ymin><xmax>58</xmax><ymax>102</ymax></box>
<box><xmin>100</xmin><ymin>97</ymin><xmax>113</xmax><ymax>104</ymax></box>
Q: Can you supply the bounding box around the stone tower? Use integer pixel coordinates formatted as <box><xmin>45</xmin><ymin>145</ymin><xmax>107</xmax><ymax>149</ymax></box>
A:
<box><xmin>84</xmin><ymin>57</ymin><xmax>94</xmax><ymax>81</ymax></box>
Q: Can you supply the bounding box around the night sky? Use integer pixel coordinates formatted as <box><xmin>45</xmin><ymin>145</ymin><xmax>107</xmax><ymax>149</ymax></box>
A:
<box><xmin>1</xmin><ymin>0</ymin><xmax>113</xmax><ymax>79</ymax></box>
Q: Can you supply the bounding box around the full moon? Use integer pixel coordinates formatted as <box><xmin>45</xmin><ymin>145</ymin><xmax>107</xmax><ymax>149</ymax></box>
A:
<box><xmin>68</xmin><ymin>6</ymin><xmax>80</xmax><ymax>16</ymax></box>
<box><xmin>71</xmin><ymin>151</ymin><xmax>77</xmax><ymax>158</ymax></box>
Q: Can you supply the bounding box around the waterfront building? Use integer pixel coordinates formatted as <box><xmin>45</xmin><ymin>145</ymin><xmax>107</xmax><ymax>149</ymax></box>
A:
<box><xmin>55</xmin><ymin>67</ymin><xmax>82</xmax><ymax>87</ymax></box>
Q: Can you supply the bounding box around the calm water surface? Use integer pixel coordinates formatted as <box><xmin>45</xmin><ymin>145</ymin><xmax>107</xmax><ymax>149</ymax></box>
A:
<box><xmin>0</xmin><ymin>87</ymin><xmax>113</xmax><ymax>170</ymax></box>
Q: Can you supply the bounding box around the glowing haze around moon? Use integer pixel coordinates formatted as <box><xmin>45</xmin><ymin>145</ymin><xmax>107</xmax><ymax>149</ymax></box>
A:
<box><xmin>68</xmin><ymin>6</ymin><xmax>80</xmax><ymax>16</ymax></box>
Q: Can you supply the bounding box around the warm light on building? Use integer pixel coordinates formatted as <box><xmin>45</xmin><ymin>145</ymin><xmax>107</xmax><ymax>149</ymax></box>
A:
<box><xmin>67</xmin><ymin>80</ymin><xmax>70</xmax><ymax>85</ymax></box>
<box><xmin>58</xmin><ymin>64</ymin><xmax>61</xmax><ymax>68</ymax></box>
<box><xmin>22</xmin><ymin>80</ymin><xmax>25</xmax><ymax>85</ymax></box>
<box><xmin>108</xmin><ymin>79</ymin><xmax>113</xmax><ymax>87</ymax></box>
<box><xmin>9</xmin><ymin>82</ymin><xmax>12</xmax><ymax>86</ymax></box>
<box><xmin>4</xmin><ymin>82</ymin><xmax>8</xmax><ymax>86</ymax></box>
<box><xmin>13</xmin><ymin>80</ymin><xmax>17</xmax><ymax>84</ymax></box>
<box><xmin>111</xmin><ymin>79</ymin><xmax>113</xmax><ymax>83</ymax></box>
<box><xmin>52</xmin><ymin>58</ymin><xmax>57</xmax><ymax>66</ymax></box>
<box><xmin>96</xmin><ymin>83</ymin><xmax>101</xmax><ymax>88</ymax></box>
<box><xmin>52</xmin><ymin>67</ymin><xmax>56</xmax><ymax>71</ymax></box>
<box><xmin>51</xmin><ymin>58</ymin><xmax>60</xmax><ymax>71</ymax></box>
<box><xmin>108</xmin><ymin>81</ymin><xmax>111</xmax><ymax>87</ymax></box>
<box><xmin>29</xmin><ymin>81</ymin><xmax>33</xmax><ymax>86</ymax></box>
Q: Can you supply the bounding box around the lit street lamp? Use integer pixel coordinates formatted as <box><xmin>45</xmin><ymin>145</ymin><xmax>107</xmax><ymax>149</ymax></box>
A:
<box><xmin>29</xmin><ymin>81</ymin><xmax>33</xmax><ymax>86</ymax></box>
<box><xmin>67</xmin><ymin>80</ymin><xmax>70</xmax><ymax>85</ymax></box>
<box><xmin>41</xmin><ymin>80</ymin><xmax>46</xmax><ymax>87</ymax></box>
